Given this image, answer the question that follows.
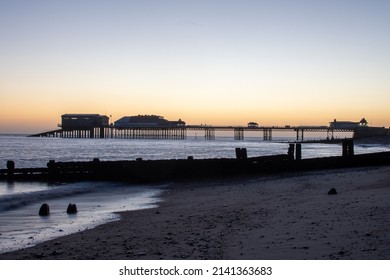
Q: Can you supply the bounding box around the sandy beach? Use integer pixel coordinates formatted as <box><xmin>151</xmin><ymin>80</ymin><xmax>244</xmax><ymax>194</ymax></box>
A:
<box><xmin>1</xmin><ymin>165</ymin><xmax>389</xmax><ymax>260</ymax></box>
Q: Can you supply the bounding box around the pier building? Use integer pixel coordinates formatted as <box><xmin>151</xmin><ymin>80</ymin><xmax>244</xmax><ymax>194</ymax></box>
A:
<box><xmin>61</xmin><ymin>114</ymin><xmax>109</xmax><ymax>129</ymax></box>
<box><xmin>329</xmin><ymin>118</ymin><xmax>367</xmax><ymax>129</ymax></box>
<box><xmin>114</xmin><ymin>115</ymin><xmax>185</xmax><ymax>128</ymax></box>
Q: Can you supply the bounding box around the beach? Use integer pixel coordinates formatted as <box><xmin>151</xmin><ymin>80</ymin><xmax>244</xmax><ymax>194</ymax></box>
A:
<box><xmin>1</xmin><ymin>165</ymin><xmax>389</xmax><ymax>260</ymax></box>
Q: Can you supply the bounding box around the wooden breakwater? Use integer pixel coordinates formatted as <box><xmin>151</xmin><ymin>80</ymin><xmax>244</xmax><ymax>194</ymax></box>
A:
<box><xmin>1</xmin><ymin>148</ymin><xmax>390</xmax><ymax>182</ymax></box>
<box><xmin>0</xmin><ymin>154</ymin><xmax>289</xmax><ymax>182</ymax></box>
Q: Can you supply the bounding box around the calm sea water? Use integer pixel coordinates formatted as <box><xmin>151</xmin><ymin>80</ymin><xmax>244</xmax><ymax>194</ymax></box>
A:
<box><xmin>0</xmin><ymin>134</ymin><xmax>389</xmax><ymax>253</ymax></box>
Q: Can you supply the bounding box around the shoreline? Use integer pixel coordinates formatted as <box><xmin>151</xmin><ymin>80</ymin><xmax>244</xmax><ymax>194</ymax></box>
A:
<box><xmin>1</xmin><ymin>165</ymin><xmax>389</xmax><ymax>260</ymax></box>
<box><xmin>0</xmin><ymin>182</ymin><xmax>164</xmax><ymax>254</ymax></box>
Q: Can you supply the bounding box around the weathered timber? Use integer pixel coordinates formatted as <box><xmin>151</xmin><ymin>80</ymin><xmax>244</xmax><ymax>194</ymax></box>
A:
<box><xmin>1</xmin><ymin>151</ymin><xmax>390</xmax><ymax>182</ymax></box>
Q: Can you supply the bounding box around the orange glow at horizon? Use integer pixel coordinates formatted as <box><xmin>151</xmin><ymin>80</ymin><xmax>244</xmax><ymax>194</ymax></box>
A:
<box><xmin>1</xmin><ymin>101</ymin><xmax>389</xmax><ymax>134</ymax></box>
<box><xmin>1</xmin><ymin>75</ymin><xmax>390</xmax><ymax>134</ymax></box>
<box><xmin>1</xmin><ymin>1</ymin><xmax>389</xmax><ymax>134</ymax></box>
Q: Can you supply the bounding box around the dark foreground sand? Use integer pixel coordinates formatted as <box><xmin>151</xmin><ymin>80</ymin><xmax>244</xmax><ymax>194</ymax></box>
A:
<box><xmin>1</xmin><ymin>166</ymin><xmax>389</xmax><ymax>260</ymax></box>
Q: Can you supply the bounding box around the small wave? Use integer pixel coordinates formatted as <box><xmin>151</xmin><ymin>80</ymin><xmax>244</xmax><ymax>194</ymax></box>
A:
<box><xmin>0</xmin><ymin>181</ymin><xmax>166</xmax><ymax>212</ymax></box>
<box><xmin>0</xmin><ymin>182</ymin><xmax>110</xmax><ymax>211</ymax></box>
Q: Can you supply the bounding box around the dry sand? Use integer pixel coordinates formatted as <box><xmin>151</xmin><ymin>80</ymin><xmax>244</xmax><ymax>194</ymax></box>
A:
<box><xmin>1</xmin><ymin>166</ymin><xmax>389</xmax><ymax>260</ymax></box>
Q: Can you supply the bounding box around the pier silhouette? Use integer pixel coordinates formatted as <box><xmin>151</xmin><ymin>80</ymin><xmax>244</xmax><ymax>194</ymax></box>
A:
<box><xmin>28</xmin><ymin>114</ymin><xmax>389</xmax><ymax>141</ymax></box>
<box><xmin>30</xmin><ymin>125</ymin><xmax>385</xmax><ymax>141</ymax></box>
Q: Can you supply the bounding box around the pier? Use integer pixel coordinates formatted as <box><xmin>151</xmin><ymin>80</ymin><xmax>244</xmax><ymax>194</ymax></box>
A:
<box><xmin>28</xmin><ymin>114</ymin><xmax>389</xmax><ymax>141</ymax></box>
<box><xmin>29</xmin><ymin>125</ymin><xmax>355</xmax><ymax>141</ymax></box>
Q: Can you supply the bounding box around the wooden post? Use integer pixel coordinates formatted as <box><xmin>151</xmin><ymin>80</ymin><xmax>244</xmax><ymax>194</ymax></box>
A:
<box><xmin>347</xmin><ymin>139</ymin><xmax>354</xmax><ymax>156</ymax></box>
<box><xmin>7</xmin><ymin>160</ymin><xmax>15</xmax><ymax>177</ymax></box>
<box><xmin>295</xmin><ymin>143</ymin><xmax>302</xmax><ymax>160</ymax></box>
<box><xmin>241</xmin><ymin>148</ymin><xmax>247</xmax><ymax>159</ymax></box>
<box><xmin>342</xmin><ymin>139</ymin><xmax>348</xmax><ymax>157</ymax></box>
<box><xmin>235</xmin><ymin>148</ymin><xmax>241</xmax><ymax>159</ymax></box>
<box><xmin>288</xmin><ymin>144</ymin><xmax>295</xmax><ymax>160</ymax></box>
<box><xmin>235</xmin><ymin>148</ymin><xmax>247</xmax><ymax>160</ymax></box>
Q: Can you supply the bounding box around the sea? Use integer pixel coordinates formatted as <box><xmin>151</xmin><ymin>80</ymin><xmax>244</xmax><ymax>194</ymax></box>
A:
<box><xmin>0</xmin><ymin>132</ymin><xmax>389</xmax><ymax>253</ymax></box>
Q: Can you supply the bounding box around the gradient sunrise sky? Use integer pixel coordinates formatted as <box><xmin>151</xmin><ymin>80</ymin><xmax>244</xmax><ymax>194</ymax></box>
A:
<box><xmin>1</xmin><ymin>0</ymin><xmax>389</xmax><ymax>133</ymax></box>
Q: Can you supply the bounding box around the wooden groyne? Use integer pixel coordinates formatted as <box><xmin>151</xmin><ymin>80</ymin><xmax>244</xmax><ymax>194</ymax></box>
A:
<box><xmin>0</xmin><ymin>154</ymin><xmax>289</xmax><ymax>182</ymax></box>
<box><xmin>2</xmin><ymin>142</ymin><xmax>390</xmax><ymax>182</ymax></box>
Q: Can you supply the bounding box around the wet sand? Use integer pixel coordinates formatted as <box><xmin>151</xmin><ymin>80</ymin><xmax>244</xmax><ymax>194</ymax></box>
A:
<box><xmin>1</xmin><ymin>166</ymin><xmax>389</xmax><ymax>260</ymax></box>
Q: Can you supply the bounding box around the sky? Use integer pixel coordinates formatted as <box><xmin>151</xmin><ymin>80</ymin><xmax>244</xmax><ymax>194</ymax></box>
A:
<box><xmin>1</xmin><ymin>0</ymin><xmax>389</xmax><ymax>133</ymax></box>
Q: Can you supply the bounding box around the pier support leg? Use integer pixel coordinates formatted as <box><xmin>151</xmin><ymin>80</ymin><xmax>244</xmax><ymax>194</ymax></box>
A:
<box><xmin>296</xmin><ymin>129</ymin><xmax>304</xmax><ymax>141</ymax></box>
<box><xmin>205</xmin><ymin>128</ymin><xmax>215</xmax><ymax>140</ymax></box>
<box><xmin>263</xmin><ymin>129</ymin><xmax>272</xmax><ymax>141</ymax></box>
<box><xmin>234</xmin><ymin>128</ymin><xmax>244</xmax><ymax>140</ymax></box>
<box><xmin>327</xmin><ymin>129</ymin><xmax>334</xmax><ymax>140</ymax></box>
